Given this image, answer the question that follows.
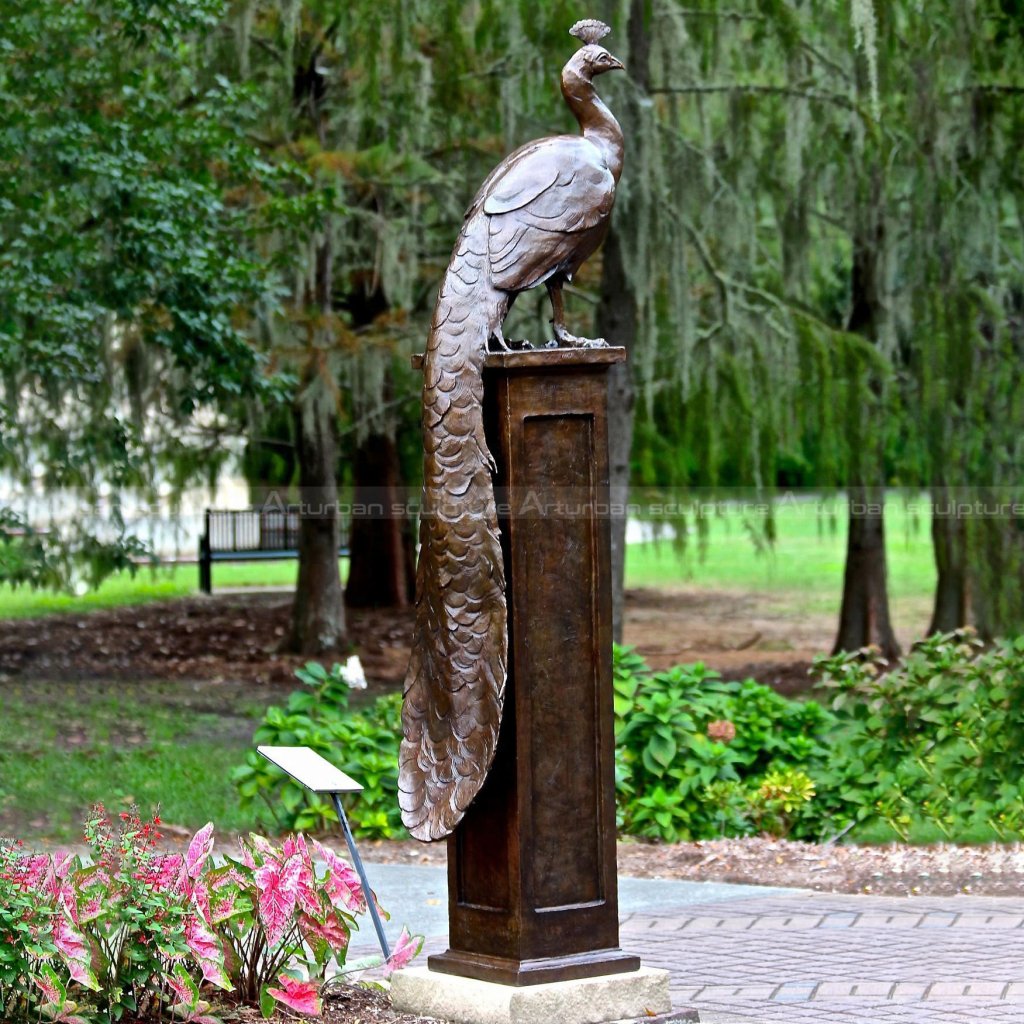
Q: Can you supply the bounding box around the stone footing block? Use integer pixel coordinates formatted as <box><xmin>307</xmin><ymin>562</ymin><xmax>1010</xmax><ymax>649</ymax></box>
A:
<box><xmin>390</xmin><ymin>965</ymin><xmax>671</xmax><ymax>1024</ymax></box>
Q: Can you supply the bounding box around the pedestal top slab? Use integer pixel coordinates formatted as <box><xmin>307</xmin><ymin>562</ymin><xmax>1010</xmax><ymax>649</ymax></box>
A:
<box><xmin>412</xmin><ymin>346</ymin><xmax>626</xmax><ymax>371</ymax></box>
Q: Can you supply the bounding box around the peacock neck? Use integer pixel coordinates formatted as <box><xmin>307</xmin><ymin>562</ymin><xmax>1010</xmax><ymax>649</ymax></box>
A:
<box><xmin>561</xmin><ymin>70</ymin><xmax>624</xmax><ymax>182</ymax></box>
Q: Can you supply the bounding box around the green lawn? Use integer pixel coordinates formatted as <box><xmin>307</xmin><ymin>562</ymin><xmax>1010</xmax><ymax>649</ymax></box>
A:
<box><xmin>0</xmin><ymin>494</ymin><xmax>935</xmax><ymax>619</ymax></box>
<box><xmin>626</xmin><ymin>494</ymin><xmax>936</xmax><ymax>614</ymax></box>
<box><xmin>0</xmin><ymin>681</ymin><xmax>271</xmax><ymax>841</ymax></box>
<box><xmin>0</xmin><ymin>559</ymin><xmax>343</xmax><ymax>619</ymax></box>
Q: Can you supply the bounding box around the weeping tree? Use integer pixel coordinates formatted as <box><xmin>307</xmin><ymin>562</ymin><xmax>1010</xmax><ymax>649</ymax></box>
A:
<box><xmin>597</xmin><ymin>0</ymin><xmax>1024</xmax><ymax>649</ymax></box>
<box><xmin>216</xmin><ymin>0</ymin><xmax>604</xmax><ymax>635</ymax></box>
<box><xmin>892</xmin><ymin>4</ymin><xmax>1024</xmax><ymax>637</ymax></box>
<box><xmin>584</xmin><ymin>0</ymin><xmax>903</xmax><ymax>651</ymax></box>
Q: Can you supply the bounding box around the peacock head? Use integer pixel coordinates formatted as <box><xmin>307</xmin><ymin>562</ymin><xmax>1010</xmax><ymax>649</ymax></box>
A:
<box><xmin>567</xmin><ymin>19</ymin><xmax>624</xmax><ymax>81</ymax></box>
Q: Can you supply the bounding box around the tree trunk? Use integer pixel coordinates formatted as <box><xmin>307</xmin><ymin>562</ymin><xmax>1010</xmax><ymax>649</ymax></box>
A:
<box><xmin>597</xmin><ymin>228</ymin><xmax>636</xmax><ymax>646</ymax></box>
<box><xmin>928</xmin><ymin>488</ymin><xmax>969</xmax><ymax>633</ymax></box>
<box><xmin>833</xmin><ymin>485</ymin><xmax>900</xmax><ymax>658</ymax></box>
<box><xmin>967</xmin><ymin>486</ymin><xmax>1024</xmax><ymax>640</ymax></box>
<box><xmin>345</xmin><ymin>432</ymin><xmax>414</xmax><ymax>608</ymax></box>
<box><xmin>834</xmin><ymin>156</ymin><xmax>900</xmax><ymax>659</ymax></box>
<box><xmin>286</xmin><ymin>369</ymin><xmax>346</xmax><ymax>654</ymax></box>
<box><xmin>595</xmin><ymin>0</ymin><xmax>648</xmax><ymax>646</ymax></box>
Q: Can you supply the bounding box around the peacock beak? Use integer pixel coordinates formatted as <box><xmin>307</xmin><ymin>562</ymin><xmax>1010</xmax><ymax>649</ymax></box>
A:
<box><xmin>608</xmin><ymin>55</ymin><xmax>625</xmax><ymax>71</ymax></box>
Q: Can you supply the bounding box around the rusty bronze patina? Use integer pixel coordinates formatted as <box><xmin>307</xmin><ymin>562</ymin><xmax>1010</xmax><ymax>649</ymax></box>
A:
<box><xmin>399</xmin><ymin>18</ymin><xmax>626</xmax><ymax>842</ymax></box>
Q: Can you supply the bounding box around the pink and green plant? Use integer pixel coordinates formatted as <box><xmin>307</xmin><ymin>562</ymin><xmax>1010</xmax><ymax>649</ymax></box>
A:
<box><xmin>0</xmin><ymin>807</ymin><xmax>422</xmax><ymax>1023</ymax></box>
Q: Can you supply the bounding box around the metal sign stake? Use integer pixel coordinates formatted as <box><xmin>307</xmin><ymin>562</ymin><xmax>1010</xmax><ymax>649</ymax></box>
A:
<box><xmin>330</xmin><ymin>791</ymin><xmax>391</xmax><ymax>961</ymax></box>
<box><xmin>257</xmin><ymin>745</ymin><xmax>391</xmax><ymax>962</ymax></box>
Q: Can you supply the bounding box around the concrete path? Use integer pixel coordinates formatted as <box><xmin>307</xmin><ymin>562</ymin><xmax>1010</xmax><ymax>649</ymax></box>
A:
<box><xmin>354</xmin><ymin>862</ymin><xmax>1024</xmax><ymax>1023</ymax></box>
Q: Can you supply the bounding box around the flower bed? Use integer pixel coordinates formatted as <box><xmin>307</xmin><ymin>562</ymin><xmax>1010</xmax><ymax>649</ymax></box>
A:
<box><xmin>0</xmin><ymin>807</ymin><xmax>420</xmax><ymax>1023</ymax></box>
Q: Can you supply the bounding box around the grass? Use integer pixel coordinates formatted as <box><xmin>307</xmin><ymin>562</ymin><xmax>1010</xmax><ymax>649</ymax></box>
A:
<box><xmin>850</xmin><ymin>819</ymin><xmax>1003</xmax><ymax>845</ymax></box>
<box><xmin>625</xmin><ymin>494</ymin><xmax>935</xmax><ymax>610</ymax></box>
<box><xmin>0</xmin><ymin>494</ymin><xmax>935</xmax><ymax>620</ymax></box>
<box><xmin>0</xmin><ymin>681</ymin><xmax>271</xmax><ymax>841</ymax></box>
<box><xmin>0</xmin><ymin>559</ymin><xmax>345</xmax><ymax>619</ymax></box>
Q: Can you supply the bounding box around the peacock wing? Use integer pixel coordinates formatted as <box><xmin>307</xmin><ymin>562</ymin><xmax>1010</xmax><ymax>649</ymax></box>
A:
<box><xmin>482</xmin><ymin>137</ymin><xmax>615</xmax><ymax>292</ymax></box>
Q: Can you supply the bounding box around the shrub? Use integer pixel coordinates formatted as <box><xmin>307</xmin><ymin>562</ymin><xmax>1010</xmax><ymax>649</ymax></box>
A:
<box><xmin>232</xmin><ymin>660</ymin><xmax>404</xmax><ymax>838</ymax></box>
<box><xmin>613</xmin><ymin>647</ymin><xmax>832</xmax><ymax>841</ymax></box>
<box><xmin>0</xmin><ymin>808</ymin><xmax>421</xmax><ymax>1023</ymax></box>
<box><xmin>813</xmin><ymin>630</ymin><xmax>1024</xmax><ymax>840</ymax></box>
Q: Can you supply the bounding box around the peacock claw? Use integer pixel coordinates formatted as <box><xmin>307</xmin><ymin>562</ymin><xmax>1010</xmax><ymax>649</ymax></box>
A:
<box><xmin>509</xmin><ymin>339</ymin><xmax>534</xmax><ymax>350</ymax></box>
<box><xmin>550</xmin><ymin>319</ymin><xmax>608</xmax><ymax>349</ymax></box>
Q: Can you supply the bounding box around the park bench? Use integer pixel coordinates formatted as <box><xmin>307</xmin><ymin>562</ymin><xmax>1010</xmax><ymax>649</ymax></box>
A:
<box><xmin>198</xmin><ymin>507</ymin><xmax>350</xmax><ymax>594</ymax></box>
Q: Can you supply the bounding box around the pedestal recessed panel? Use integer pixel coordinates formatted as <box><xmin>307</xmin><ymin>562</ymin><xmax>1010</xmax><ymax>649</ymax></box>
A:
<box><xmin>520</xmin><ymin>414</ymin><xmax>601</xmax><ymax>911</ymax></box>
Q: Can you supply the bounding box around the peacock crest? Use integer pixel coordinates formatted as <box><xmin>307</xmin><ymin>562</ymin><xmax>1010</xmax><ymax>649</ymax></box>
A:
<box><xmin>569</xmin><ymin>18</ymin><xmax>611</xmax><ymax>45</ymax></box>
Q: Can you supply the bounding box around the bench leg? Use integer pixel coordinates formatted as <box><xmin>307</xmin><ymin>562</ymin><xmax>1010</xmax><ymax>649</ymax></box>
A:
<box><xmin>199</xmin><ymin>539</ymin><xmax>212</xmax><ymax>595</ymax></box>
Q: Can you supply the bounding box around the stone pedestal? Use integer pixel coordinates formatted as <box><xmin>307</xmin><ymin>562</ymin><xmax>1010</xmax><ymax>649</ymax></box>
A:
<box><xmin>391</xmin><ymin>965</ymin><xmax>671</xmax><ymax>1024</ymax></box>
<box><xmin>422</xmin><ymin>347</ymin><xmax>639</xmax><ymax>987</ymax></box>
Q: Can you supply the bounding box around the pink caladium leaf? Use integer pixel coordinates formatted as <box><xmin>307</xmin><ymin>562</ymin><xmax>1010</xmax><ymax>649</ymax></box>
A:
<box><xmin>294</xmin><ymin>863</ymin><xmax>322</xmax><ymax>918</ymax></box>
<box><xmin>187</xmin><ymin>876</ymin><xmax>213</xmax><ymax>925</ymax></box>
<box><xmin>78</xmin><ymin>892</ymin><xmax>104</xmax><ymax>923</ymax></box>
<box><xmin>237</xmin><ymin>837</ymin><xmax>256</xmax><ymax>869</ymax></box>
<box><xmin>168</xmin><ymin>963</ymin><xmax>199</xmax><ymax>1010</ymax></box>
<box><xmin>185</xmin><ymin>822</ymin><xmax>215</xmax><ymax>880</ymax></box>
<box><xmin>281</xmin><ymin>833</ymin><xmax>310</xmax><ymax>864</ymax></box>
<box><xmin>299</xmin><ymin>910</ymin><xmax>350</xmax><ymax>952</ymax></box>
<box><xmin>208</xmin><ymin>887</ymin><xmax>238</xmax><ymax>925</ymax></box>
<box><xmin>147</xmin><ymin>854</ymin><xmax>184</xmax><ymax>892</ymax></box>
<box><xmin>254</xmin><ymin>854</ymin><xmax>302</xmax><ymax>948</ymax></box>
<box><xmin>168</xmin><ymin>964</ymin><xmax>221</xmax><ymax>1022</ymax></box>
<box><xmin>267</xmin><ymin>973</ymin><xmax>322</xmax><ymax>1016</ymax></box>
<box><xmin>51</xmin><ymin>850</ymin><xmax>75</xmax><ymax>880</ymax></box>
<box><xmin>53</xmin><ymin>915</ymin><xmax>98</xmax><ymax>990</ymax></box>
<box><xmin>185</xmin><ymin>916</ymin><xmax>231</xmax><ymax>990</ymax></box>
<box><xmin>310</xmin><ymin>838</ymin><xmax>365</xmax><ymax>914</ymax></box>
<box><xmin>382</xmin><ymin>927</ymin><xmax>424</xmax><ymax>977</ymax></box>
<box><xmin>246</xmin><ymin>832</ymin><xmax>281</xmax><ymax>862</ymax></box>
<box><xmin>15</xmin><ymin>853</ymin><xmax>51</xmax><ymax>890</ymax></box>
<box><xmin>32</xmin><ymin>964</ymin><xmax>65</xmax><ymax>1007</ymax></box>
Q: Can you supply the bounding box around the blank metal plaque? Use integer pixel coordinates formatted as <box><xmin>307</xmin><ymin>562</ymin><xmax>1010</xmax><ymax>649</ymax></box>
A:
<box><xmin>257</xmin><ymin>745</ymin><xmax>363</xmax><ymax>794</ymax></box>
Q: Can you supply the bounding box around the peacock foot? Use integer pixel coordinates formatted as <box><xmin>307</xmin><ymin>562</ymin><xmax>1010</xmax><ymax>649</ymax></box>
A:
<box><xmin>551</xmin><ymin>322</ymin><xmax>609</xmax><ymax>349</ymax></box>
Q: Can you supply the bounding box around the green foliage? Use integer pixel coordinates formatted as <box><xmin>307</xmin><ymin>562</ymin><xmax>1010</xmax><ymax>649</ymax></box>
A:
<box><xmin>232</xmin><ymin>662</ymin><xmax>404</xmax><ymax>839</ymax></box>
<box><xmin>613</xmin><ymin>646</ymin><xmax>831</xmax><ymax>841</ymax></box>
<box><xmin>0</xmin><ymin>510</ymin><xmax>151</xmax><ymax>595</ymax></box>
<box><xmin>813</xmin><ymin>630</ymin><xmax>1024</xmax><ymax>841</ymax></box>
<box><xmin>0</xmin><ymin>0</ymin><xmax>286</xmax><ymax>591</ymax></box>
<box><xmin>616</xmin><ymin>635</ymin><xmax>1024</xmax><ymax>845</ymax></box>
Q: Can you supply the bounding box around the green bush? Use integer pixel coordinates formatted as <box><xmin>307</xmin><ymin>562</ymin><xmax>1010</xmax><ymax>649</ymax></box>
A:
<box><xmin>813</xmin><ymin>630</ymin><xmax>1024</xmax><ymax>841</ymax></box>
<box><xmin>232</xmin><ymin>662</ymin><xmax>404</xmax><ymax>839</ymax></box>
<box><xmin>613</xmin><ymin>647</ymin><xmax>831</xmax><ymax>841</ymax></box>
<box><xmin>236</xmin><ymin>632</ymin><xmax>1024</xmax><ymax>848</ymax></box>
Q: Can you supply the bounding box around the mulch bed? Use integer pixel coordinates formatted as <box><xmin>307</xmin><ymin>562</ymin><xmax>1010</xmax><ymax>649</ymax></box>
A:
<box><xmin>362</xmin><ymin>835</ymin><xmax>1024</xmax><ymax>898</ymax></box>
<box><xmin>0</xmin><ymin>593</ymin><xmax>413</xmax><ymax>689</ymax></box>
<box><xmin>114</xmin><ymin>987</ymin><xmax>441</xmax><ymax>1024</ymax></box>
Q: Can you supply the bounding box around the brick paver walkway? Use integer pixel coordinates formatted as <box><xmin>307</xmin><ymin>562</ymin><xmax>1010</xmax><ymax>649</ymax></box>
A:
<box><xmin>353</xmin><ymin>866</ymin><xmax>1024</xmax><ymax>1022</ymax></box>
<box><xmin>620</xmin><ymin>891</ymin><xmax>1024</xmax><ymax>1022</ymax></box>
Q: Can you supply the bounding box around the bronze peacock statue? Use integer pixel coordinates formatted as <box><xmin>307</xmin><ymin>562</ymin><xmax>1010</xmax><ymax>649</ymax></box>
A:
<box><xmin>399</xmin><ymin>18</ymin><xmax>625</xmax><ymax>842</ymax></box>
